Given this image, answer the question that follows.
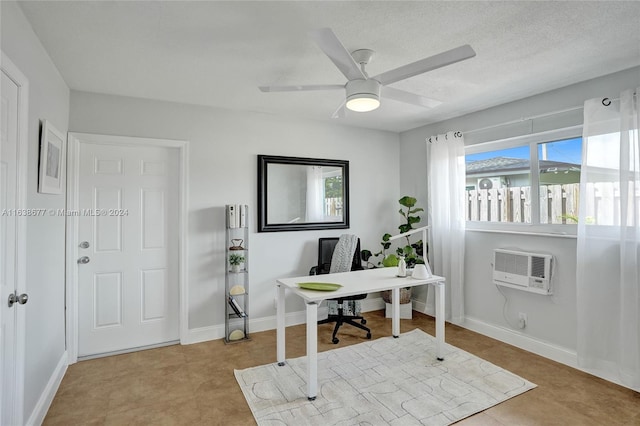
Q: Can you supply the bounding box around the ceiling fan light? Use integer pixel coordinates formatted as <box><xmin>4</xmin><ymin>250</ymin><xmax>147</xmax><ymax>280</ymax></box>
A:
<box><xmin>346</xmin><ymin>95</ymin><xmax>380</xmax><ymax>112</ymax></box>
<box><xmin>345</xmin><ymin>79</ymin><xmax>381</xmax><ymax>112</ymax></box>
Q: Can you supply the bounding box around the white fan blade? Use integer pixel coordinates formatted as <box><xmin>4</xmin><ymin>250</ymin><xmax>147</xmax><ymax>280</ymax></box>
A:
<box><xmin>373</xmin><ymin>45</ymin><xmax>476</xmax><ymax>86</ymax></box>
<box><xmin>259</xmin><ymin>84</ymin><xmax>343</xmax><ymax>92</ymax></box>
<box><xmin>309</xmin><ymin>28</ymin><xmax>366</xmax><ymax>81</ymax></box>
<box><xmin>331</xmin><ymin>101</ymin><xmax>346</xmax><ymax>119</ymax></box>
<box><xmin>382</xmin><ymin>87</ymin><xmax>442</xmax><ymax>109</ymax></box>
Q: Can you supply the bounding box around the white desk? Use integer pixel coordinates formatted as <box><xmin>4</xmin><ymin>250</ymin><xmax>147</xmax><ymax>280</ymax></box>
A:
<box><xmin>276</xmin><ymin>267</ymin><xmax>446</xmax><ymax>400</ymax></box>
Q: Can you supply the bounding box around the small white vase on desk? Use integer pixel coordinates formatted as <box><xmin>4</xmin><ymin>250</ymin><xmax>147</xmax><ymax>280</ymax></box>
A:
<box><xmin>397</xmin><ymin>256</ymin><xmax>406</xmax><ymax>277</ymax></box>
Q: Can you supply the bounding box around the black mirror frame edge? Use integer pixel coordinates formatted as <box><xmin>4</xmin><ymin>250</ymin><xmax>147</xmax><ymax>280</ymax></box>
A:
<box><xmin>257</xmin><ymin>154</ymin><xmax>350</xmax><ymax>232</ymax></box>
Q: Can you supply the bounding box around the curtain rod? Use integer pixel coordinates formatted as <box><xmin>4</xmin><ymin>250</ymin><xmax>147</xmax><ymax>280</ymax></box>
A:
<box><xmin>464</xmin><ymin>105</ymin><xmax>583</xmax><ymax>135</ymax></box>
<box><xmin>601</xmin><ymin>91</ymin><xmax>636</xmax><ymax>106</ymax></box>
<box><xmin>465</xmin><ymin>91</ymin><xmax>636</xmax><ymax>136</ymax></box>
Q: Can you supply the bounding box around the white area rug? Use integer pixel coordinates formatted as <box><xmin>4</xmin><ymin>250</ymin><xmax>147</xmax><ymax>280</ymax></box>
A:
<box><xmin>234</xmin><ymin>329</ymin><xmax>536</xmax><ymax>425</ymax></box>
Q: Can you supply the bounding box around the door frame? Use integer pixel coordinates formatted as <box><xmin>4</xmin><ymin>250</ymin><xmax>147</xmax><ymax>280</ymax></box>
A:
<box><xmin>65</xmin><ymin>132</ymin><xmax>189</xmax><ymax>363</ymax></box>
<box><xmin>0</xmin><ymin>52</ymin><xmax>29</xmax><ymax>426</ymax></box>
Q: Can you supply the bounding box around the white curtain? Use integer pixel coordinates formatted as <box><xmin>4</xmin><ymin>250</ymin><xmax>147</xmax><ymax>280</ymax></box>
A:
<box><xmin>305</xmin><ymin>166</ymin><xmax>324</xmax><ymax>222</ymax></box>
<box><xmin>426</xmin><ymin>131</ymin><xmax>466</xmax><ymax>324</ymax></box>
<box><xmin>577</xmin><ymin>87</ymin><xmax>639</xmax><ymax>390</ymax></box>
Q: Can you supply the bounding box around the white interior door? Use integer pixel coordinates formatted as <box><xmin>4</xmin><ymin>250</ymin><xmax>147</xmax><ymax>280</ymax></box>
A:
<box><xmin>1</xmin><ymin>59</ymin><xmax>27</xmax><ymax>426</ymax></box>
<box><xmin>77</xmin><ymin>141</ymin><xmax>180</xmax><ymax>357</ymax></box>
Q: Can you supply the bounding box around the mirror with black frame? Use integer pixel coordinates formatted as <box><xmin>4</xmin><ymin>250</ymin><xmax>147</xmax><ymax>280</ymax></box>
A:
<box><xmin>257</xmin><ymin>155</ymin><xmax>350</xmax><ymax>232</ymax></box>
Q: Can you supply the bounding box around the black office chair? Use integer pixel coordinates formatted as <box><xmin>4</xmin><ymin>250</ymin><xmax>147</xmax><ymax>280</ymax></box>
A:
<box><xmin>310</xmin><ymin>237</ymin><xmax>372</xmax><ymax>344</ymax></box>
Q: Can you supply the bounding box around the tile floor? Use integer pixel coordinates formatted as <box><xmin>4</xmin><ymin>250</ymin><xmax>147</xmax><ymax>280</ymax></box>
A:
<box><xmin>44</xmin><ymin>311</ymin><xmax>640</xmax><ymax>425</ymax></box>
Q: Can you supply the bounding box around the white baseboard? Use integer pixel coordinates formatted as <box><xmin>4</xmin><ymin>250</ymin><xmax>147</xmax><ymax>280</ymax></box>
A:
<box><xmin>461</xmin><ymin>316</ymin><xmax>578</xmax><ymax>368</ymax></box>
<box><xmin>360</xmin><ymin>296</ymin><xmax>387</xmax><ymax>313</ymax></box>
<box><xmin>27</xmin><ymin>351</ymin><xmax>68</xmax><ymax>426</ymax></box>
<box><xmin>460</xmin><ymin>316</ymin><xmax>640</xmax><ymax>392</ymax></box>
<box><xmin>410</xmin><ymin>302</ymin><xmax>578</xmax><ymax>369</ymax></box>
<box><xmin>411</xmin><ymin>298</ymin><xmax>432</xmax><ymax>316</ymax></box>
<box><xmin>412</xmin><ymin>297</ymin><xmax>575</xmax><ymax>363</ymax></box>
<box><xmin>384</xmin><ymin>302</ymin><xmax>413</xmax><ymax>319</ymax></box>
<box><xmin>187</xmin><ymin>300</ymin><xmax>578</xmax><ymax>374</ymax></box>
<box><xmin>184</xmin><ymin>324</ymin><xmax>226</xmax><ymax>345</ymax></box>
<box><xmin>184</xmin><ymin>297</ymin><xmax>386</xmax><ymax>345</ymax></box>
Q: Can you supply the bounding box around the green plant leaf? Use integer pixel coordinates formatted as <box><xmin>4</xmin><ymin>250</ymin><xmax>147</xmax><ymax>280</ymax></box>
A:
<box><xmin>398</xmin><ymin>208</ymin><xmax>407</xmax><ymax>217</ymax></box>
<box><xmin>412</xmin><ymin>240</ymin><xmax>425</xmax><ymax>256</ymax></box>
<box><xmin>407</xmin><ymin>215</ymin><xmax>421</xmax><ymax>225</ymax></box>
<box><xmin>398</xmin><ymin>196</ymin><xmax>416</xmax><ymax>207</ymax></box>
<box><xmin>382</xmin><ymin>233</ymin><xmax>392</xmax><ymax>242</ymax></box>
<box><xmin>409</xmin><ymin>208</ymin><xmax>424</xmax><ymax>214</ymax></box>
<box><xmin>361</xmin><ymin>250</ymin><xmax>372</xmax><ymax>261</ymax></box>
<box><xmin>382</xmin><ymin>254</ymin><xmax>399</xmax><ymax>267</ymax></box>
<box><xmin>399</xmin><ymin>224</ymin><xmax>411</xmax><ymax>234</ymax></box>
<box><xmin>561</xmin><ymin>214</ymin><xmax>579</xmax><ymax>223</ymax></box>
<box><xmin>229</xmin><ymin>253</ymin><xmax>245</xmax><ymax>265</ymax></box>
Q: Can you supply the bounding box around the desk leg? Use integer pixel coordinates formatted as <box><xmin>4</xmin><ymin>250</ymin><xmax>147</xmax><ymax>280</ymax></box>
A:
<box><xmin>435</xmin><ymin>281</ymin><xmax>445</xmax><ymax>361</ymax></box>
<box><xmin>306</xmin><ymin>302</ymin><xmax>318</xmax><ymax>401</ymax></box>
<box><xmin>276</xmin><ymin>284</ymin><xmax>285</xmax><ymax>366</ymax></box>
<box><xmin>392</xmin><ymin>287</ymin><xmax>400</xmax><ymax>338</ymax></box>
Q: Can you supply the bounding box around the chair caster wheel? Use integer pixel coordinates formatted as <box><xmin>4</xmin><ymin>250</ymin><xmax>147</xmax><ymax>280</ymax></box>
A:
<box><xmin>332</xmin><ymin>338</ymin><xmax>339</xmax><ymax>344</ymax></box>
<box><xmin>366</xmin><ymin>333</ymin><xmax>372</xmax><ymax>339</ymax></box>
<box><xmin>361</xmin><ymin>319</ymin><xmax>367</xmax><ymax>325</ymax></box>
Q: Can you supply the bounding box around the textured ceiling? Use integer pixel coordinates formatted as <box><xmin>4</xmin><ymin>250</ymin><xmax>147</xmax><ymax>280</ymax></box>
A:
<box><xmin>17</xmin><ymin>1</ymin><xmax>640</xmax><ymax>133</ymax></box>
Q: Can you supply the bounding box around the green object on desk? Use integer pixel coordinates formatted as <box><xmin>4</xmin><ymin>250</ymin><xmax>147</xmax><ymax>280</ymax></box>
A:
<box><xmin>297</xmin><ymin>282</ymin><xmax>343</xmax><ymax>291</ymax></box>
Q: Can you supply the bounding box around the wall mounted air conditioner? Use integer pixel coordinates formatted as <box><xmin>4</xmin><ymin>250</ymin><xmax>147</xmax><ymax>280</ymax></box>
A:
<box><xmin>477</xmin><ymin>177</ymin><xmax>503</xmax><ymax>190</ymax></box>
<box><xmin>493</xmin><ymin>249</ymin><xmax>553</xmax><ymax>295</ymax></box>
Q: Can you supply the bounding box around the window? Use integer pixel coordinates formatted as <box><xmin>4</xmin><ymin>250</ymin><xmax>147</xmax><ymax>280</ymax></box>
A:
<box><xmin>465</xmin><ymin>128</ymin><xmax>582</xmax><ymax>230</ymax></box>
<box><xmin>537</xmin><ymin>138</ymin><xmax>582</xmax><ymax>224</ymax></box>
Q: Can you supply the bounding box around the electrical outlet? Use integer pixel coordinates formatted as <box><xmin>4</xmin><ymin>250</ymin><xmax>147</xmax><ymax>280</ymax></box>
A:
<box><xmin>518</xmin><ymin>312</ymin><xmax>527</xmax><ymax>329</ymax></box>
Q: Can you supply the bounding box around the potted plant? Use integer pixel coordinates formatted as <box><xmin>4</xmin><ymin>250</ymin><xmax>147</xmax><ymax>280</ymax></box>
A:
<box><xmin>229</xmin><ymin>253</ymin><xmax>245</xmax><ymax>273</ymax></box>
<box><xmin>361</xmin><ymin>196</ymin><xmax>426</xmax><ymax>309</ymax></box>
<box><xmin>362</xmin><ymin>196</ymin><xmax>425</xmax><ymax>269</ymax></box>
<box><xmin>394</xmin><ymin>195</ymin><xmax>425</xmax><ymax>269</ymax></box>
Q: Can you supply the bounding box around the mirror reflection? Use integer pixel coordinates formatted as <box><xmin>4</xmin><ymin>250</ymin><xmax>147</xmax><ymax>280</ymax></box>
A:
<box><xmin>258</xmin><ymin>155</ymin><xmax>349</xmax><ymax>232</ymax></box>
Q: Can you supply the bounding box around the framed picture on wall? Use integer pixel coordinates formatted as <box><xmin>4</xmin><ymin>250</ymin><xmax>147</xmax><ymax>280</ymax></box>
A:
<box><xmin>38</xmin><ymin>119</ymin><xmax>65</xmax><ymax>194</ymax></box>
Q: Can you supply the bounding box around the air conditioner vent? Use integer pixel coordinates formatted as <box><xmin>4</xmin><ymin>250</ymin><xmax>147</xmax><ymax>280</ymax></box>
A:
<box><xmin>495</xmin><ymin>251</ymin><xmax>528</xmax><ymax>276</ymax></box>
<box><xmin>493</xmin><ymin>249</ymin><xmax>553</xmax><ymax>295</ymax></box>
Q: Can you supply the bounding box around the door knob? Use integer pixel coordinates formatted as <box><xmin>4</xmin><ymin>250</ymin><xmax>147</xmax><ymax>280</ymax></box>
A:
<box><xmin>7</xmin><ymin>292</ymin><xmax>28</xmax><ymax>307</ymax></box>
<box><xmin>79</xmin><ymin>241</ymin><xmax>90</xmax><ymax>249</ymax></box>
<box><xmin>78</xmin><ymin>256</ymin><xmax>91</xmax><ymax>264</ymax></box>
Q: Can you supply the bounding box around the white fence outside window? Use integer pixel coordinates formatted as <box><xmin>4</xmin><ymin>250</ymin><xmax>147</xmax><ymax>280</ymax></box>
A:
<box><xmin>466</xmin><ymin>182</ymin><xmax>639</xmax><ymax>225</ymax></box>
<box><xmin>325</xmin><ymin>197</ymin><xmax>343</xmax><ymax>218</ymax></box>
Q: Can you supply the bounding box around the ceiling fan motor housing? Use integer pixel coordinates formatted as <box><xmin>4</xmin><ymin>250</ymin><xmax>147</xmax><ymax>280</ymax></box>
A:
<box><xmin>345</xmin><ymin>79</ymin><xmax>381</xmax><ymax>112</ymax></box>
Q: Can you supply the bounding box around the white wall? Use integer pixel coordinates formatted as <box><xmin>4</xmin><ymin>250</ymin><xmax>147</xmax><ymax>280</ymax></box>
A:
<box><xmin>68</xmin><ymin>91</ymin><xmax>400</xmax><ymax>330</ymax></box>
<box><xmin>400</xmin><ymin>67</ymin><xmax>640</xmax><ymax>356</ymax></box>
<box><xmin>1</xmin><ymin>1</ymin><xmax>70</xmax><ymax>421</ymax></box>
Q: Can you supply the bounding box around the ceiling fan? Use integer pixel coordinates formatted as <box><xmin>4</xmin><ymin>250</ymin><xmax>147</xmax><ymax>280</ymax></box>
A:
<box><xmin>259</xmin><ymin>28</ymin><xmax>476</xmax><ymax>117</ymax></box>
